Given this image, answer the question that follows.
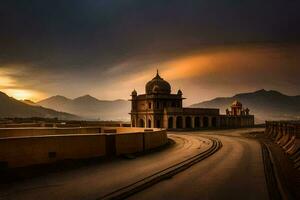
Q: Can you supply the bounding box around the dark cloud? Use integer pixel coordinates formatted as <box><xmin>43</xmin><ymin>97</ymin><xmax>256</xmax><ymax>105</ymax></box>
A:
<box><xmin>1</xmin><ymin>0</ymin><xmax>299</xmax><ymax>67</ymax></box>
<box><xmin>0</xmin><ymin>0</ymin><xmax>299</xmax><ymax>101</ymax></box>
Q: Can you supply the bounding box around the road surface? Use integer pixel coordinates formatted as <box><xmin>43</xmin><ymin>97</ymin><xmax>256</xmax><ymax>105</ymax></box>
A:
<box><xmin>0</xmin><ymin>128</ymin><xmax>269</xmax><ymax>200</ymax></box>
<box><xmin>130</xmin><ymin>129</ymin><xmax>268</xmax><ymax>200</ymax></box>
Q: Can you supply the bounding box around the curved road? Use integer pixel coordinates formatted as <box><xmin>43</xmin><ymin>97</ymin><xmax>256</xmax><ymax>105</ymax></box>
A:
<box><xmin>0</xmin><ymin>128</ymin><xmax>268</xmax><ymax>200</ymax></box>
<box><xmin>130</xmin><ymin>129</ymin><xmax>269</xmax><ymax>200</ymax></box>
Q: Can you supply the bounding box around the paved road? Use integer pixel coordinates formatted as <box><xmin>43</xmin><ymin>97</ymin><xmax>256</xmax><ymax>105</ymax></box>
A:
<box><xmin>130</xmin><ymin>128</ymin><xmax>269</xmax><ymax>200</ymax></box>
<box><xmin>0</xmin><ymin>128</ymin><xmax>268</xmax><ymax>200</ymax></box>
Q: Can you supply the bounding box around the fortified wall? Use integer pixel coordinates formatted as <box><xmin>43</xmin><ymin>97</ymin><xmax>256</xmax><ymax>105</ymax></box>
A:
<box><xmin>0</xmin><ymin>127</ymin><xmax>167</xmax><ymax>168</ymax></box>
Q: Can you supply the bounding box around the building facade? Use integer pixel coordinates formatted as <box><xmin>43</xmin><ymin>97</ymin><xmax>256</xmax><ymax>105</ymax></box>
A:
<box><xmin>130</xmin><ymin>71</ymin><xmax>254</xmax><ymax>129</ymax></box>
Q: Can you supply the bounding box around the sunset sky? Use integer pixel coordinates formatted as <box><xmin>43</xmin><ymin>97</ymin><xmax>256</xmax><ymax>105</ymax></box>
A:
<box><xmin>0</xmin><ymin>1</ymin><xmax>299</xmax><ymax>105</ymax></box>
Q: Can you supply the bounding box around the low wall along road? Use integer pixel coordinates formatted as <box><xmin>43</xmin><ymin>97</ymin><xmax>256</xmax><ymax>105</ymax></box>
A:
<box><xmin>0</xmin><ymin>127</ymin><xmax>168</xmax><ymax>168</ymax></box>
<box><xmin>265</xmin><ymin>121</ymin><xmax>300</xmax><ymax>170</ymax></box>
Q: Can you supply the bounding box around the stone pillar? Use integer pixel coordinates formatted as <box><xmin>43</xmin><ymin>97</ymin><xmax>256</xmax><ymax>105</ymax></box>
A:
<box><xmin>191</xmin><ymin>116</ymin><xmax>195</xmax><ymax>129</ymax></box>
<box><xmin>182</xmin><ymin>116</ymin><xmax>186</xmax><ymax>129</ymax></box>
<box><xmin>132</xmin><ymin>116</ymin><xmax>136</xmax><ymax>127</ymax></box>
<box><xmin>151</xmin><ymin>116</ymin><xmax>154</xmax><ymax>128</ymax></box>
<box><xmin>163</xmin><ymin>115</ymin><xmax>168</xmax><ymax>128</ymax></box>
<box><xmin>173</xmin><ymin>116</ymin><xmax>177</xmax><ymax>129</ymax></box>
<box><xmin>146</xmin><ymin>115</ymin><xmax>149</xmax><ymax>128</ymax></box>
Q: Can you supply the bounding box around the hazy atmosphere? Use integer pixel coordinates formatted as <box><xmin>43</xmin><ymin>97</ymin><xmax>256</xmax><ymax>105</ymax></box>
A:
<box><xmin>1</xmin><ymin>0</ymin><xmax>300</xmax><ymax>105</ymax></box>
<box><xmin>1</xmin><ymin>2</ymin><xmax>300</xmax><ymax>200</ymax></box>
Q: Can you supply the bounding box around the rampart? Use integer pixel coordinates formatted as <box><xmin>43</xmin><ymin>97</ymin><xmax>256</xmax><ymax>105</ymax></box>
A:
<box><xmin>0</xmin><ymin>127</ymin><xmax>167</xmax><ymax>168</ymax></box>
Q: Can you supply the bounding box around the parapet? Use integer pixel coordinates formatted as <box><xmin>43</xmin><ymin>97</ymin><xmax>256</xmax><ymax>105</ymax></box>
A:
<box><xmin>0</xmin><ymin>127</ymin><xmax>168</xmax><ymax>168</ymax></box>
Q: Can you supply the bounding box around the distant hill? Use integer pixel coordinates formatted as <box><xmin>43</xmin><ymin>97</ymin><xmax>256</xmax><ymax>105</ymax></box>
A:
<box><xmin>190</xmin><ymin>89</ymin><xmax>300</xmax><ymax>123</ymax></box>
<box><xmin>37</xmin><ymin>95</ymin><xmax>131</xmax><ymax>121</ymax></box>
<box><xmin>20</xmin><ymin>99</ymin><xmax>39</xmax><ymax>106</ymax></box>
<box><xmin>0</xmin><ymin>91</ymin><xmax>79</xmax><ymax>120</ymax></box>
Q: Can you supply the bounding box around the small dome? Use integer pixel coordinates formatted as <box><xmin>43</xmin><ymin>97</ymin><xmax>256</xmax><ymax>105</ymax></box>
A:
<box><xmin>145</xmin><ymin>70</ymin><xmax>171</xmax><ymax>94</ymax></box>
<box><xmin>177</xmin><ymin>89</ymin><xmax>182</xmax><ymax>95</ymax></box>
<box><xmin>231</xmin><ymin>100</ymin><xmax>242</xmax><ymax>107</ymax></box>
<box><xmin>131</xmin><ymin>89</ymin><xmax>137</xmax><ymax>96</ymax></box>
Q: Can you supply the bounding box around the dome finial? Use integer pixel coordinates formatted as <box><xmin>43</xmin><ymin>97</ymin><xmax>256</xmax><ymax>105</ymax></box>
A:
<box><xmin>154</xmin><ymin>68</ymin><xmax>161</xmax><ymax>79</ymax></box>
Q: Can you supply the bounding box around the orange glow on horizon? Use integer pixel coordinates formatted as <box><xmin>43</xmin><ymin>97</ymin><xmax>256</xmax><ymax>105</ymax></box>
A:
<box><xmin>0</xmin><ymin>65</ymin><xmax>46</xmax><ymax>102</ymax></box>
<box><xmin>2</xmin><ymin>89</ymin><xmax>45</xmax><ymax>102</ymax></box>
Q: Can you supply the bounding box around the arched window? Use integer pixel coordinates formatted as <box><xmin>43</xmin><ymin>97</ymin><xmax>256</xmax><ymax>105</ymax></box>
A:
<box><xmin>156</xmin><ymin>101</ymin><xmax>160</xmax><ymax>109</ymax></box>
<box><xmin>156</xmin><ymin>119</ymin><xmax>161</xmax><ymax>128</ymax></box>
<box><xmin>194</xmin><ymin>117</ymin><xmax>200</xmax><ymax>128</ymax></box>
<box><xmin>203</xmin><ymin>117</ymin><xmax>209</xmax><ymax>128</ymax></box>
<box><xmin>139</xmin><ymin>119</ymin><xmax>145</xmax><ymax>127</ymax></box>
<box><xmin>176</xmin><ymin>116</ymin><xmax>183</xmax><ymax>129</ymax></box>
<box><xmin>212</xmin><ymin>117</ymin><xmax>217</xmax><ymax>127</ymax></box>
<box><xmin>168</xmin><ymin>117</ymin><xmax>173</xmax><ymax>128</ymax></box>
<box><xmin>148</xmin><ymin>119</ymin><xmax>151</xmax><ymax>128</ymax></box>
<box><xmin>185</xmin><ymin>116</ymin><xmax>192</xmax><ymax>128</ymax></box>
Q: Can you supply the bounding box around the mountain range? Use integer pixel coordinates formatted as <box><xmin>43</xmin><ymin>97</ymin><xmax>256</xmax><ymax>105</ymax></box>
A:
<box><xmin>1</xmin><ymin>89</ymin><xmax>299</xmax><ymax>123</ymax></box>
<box><xmin>190</xmin><ymin>89</ymin><xmax>300</xmax><ymax>123</ymax></box>
<box><xmin>37</xmin><ymin>95</ymin><xmax>131</xmax><ymax>121</ymax></box>
<box><xmin>0</xmin><ymin>91</ymin><xmax>79</xmax><ymax>120</ymax></box>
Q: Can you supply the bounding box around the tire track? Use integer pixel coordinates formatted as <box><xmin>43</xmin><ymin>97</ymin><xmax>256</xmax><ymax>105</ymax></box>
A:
<box><xmin>97</xmin><ymin>136</ymin><xmax>222</xmax><ymax>200</ymax></box>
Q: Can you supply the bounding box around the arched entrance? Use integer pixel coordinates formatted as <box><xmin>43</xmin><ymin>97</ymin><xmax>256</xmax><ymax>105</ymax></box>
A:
<box><xmin>139</xmin><ymin>119</ymin><xmax>145</xmax><ymax>127</ymax></box>
<box><xmin>194</xmin><ymin>117</ymin><xmax>200</xmax><ymax>128</ymax></box>
<box><xmin>148</xmin><ymin>119</ymin><xmax>151</xmax><ymax>128</ymax></box>
<box><xmin>156</xmin><ymin>119</ymin><xmax>161</xmax><ymax>128</ymax></box>
<box><xmin>203</xmin><ymin>117</ymin><xmax>209</xmax><ymax>128</ymax></box>
<box><xmin>176</xmin><ymin>116</ymin><xmax>183</xmax><ymax>128</ymax></box>
<box><xmin>185</xmin><ymin>116</ymin><xmax>192</xmax><ymax>128</ymax></box>
<box><xmin>212</xmin><ymin>117</ymin><xmax>217</xmax><ymax>127</ymax></box>
<box><xmin>168</xmin><ymin>117</ymin><xmax>173</xmax><ymax>128</ymax></box>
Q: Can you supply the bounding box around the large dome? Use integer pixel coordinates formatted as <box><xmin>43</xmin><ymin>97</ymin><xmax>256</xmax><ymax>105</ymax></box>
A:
<box><xmin>146</xmin><ymin>71</ymin><xmax>171</xmax><ymax>94</ymax></box>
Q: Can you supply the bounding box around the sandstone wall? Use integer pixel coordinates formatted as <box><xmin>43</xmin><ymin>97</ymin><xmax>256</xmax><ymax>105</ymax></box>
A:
<box><xmin>0</xmin><ymin>127</ymin><xmax>167</xmax><ymax>168</ymax></box>
<box><xmin>0</xmin><ymin>134</ymin><xmax>106</xmax><ymax>168</ymax></box>
<box><xmin>144</xmin><ymin>130</ymin><xmax>168</xmax><ymax>150</ymax></box>
<box><xmin>115</xmin><ymin>133</ymin><xmax>144</xmax><ymax>155</ymax></box>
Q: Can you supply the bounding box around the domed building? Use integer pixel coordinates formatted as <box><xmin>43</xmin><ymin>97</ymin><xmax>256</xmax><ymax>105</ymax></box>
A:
<box><xmin>130</xmin><ymin>71</ymin><xmax>254</xmax><ymax>129</ymax></box>
<box><xmin>226</xmin><ymin>100</ymin><xmax>250</xmax><ymax>116</ymax></box>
